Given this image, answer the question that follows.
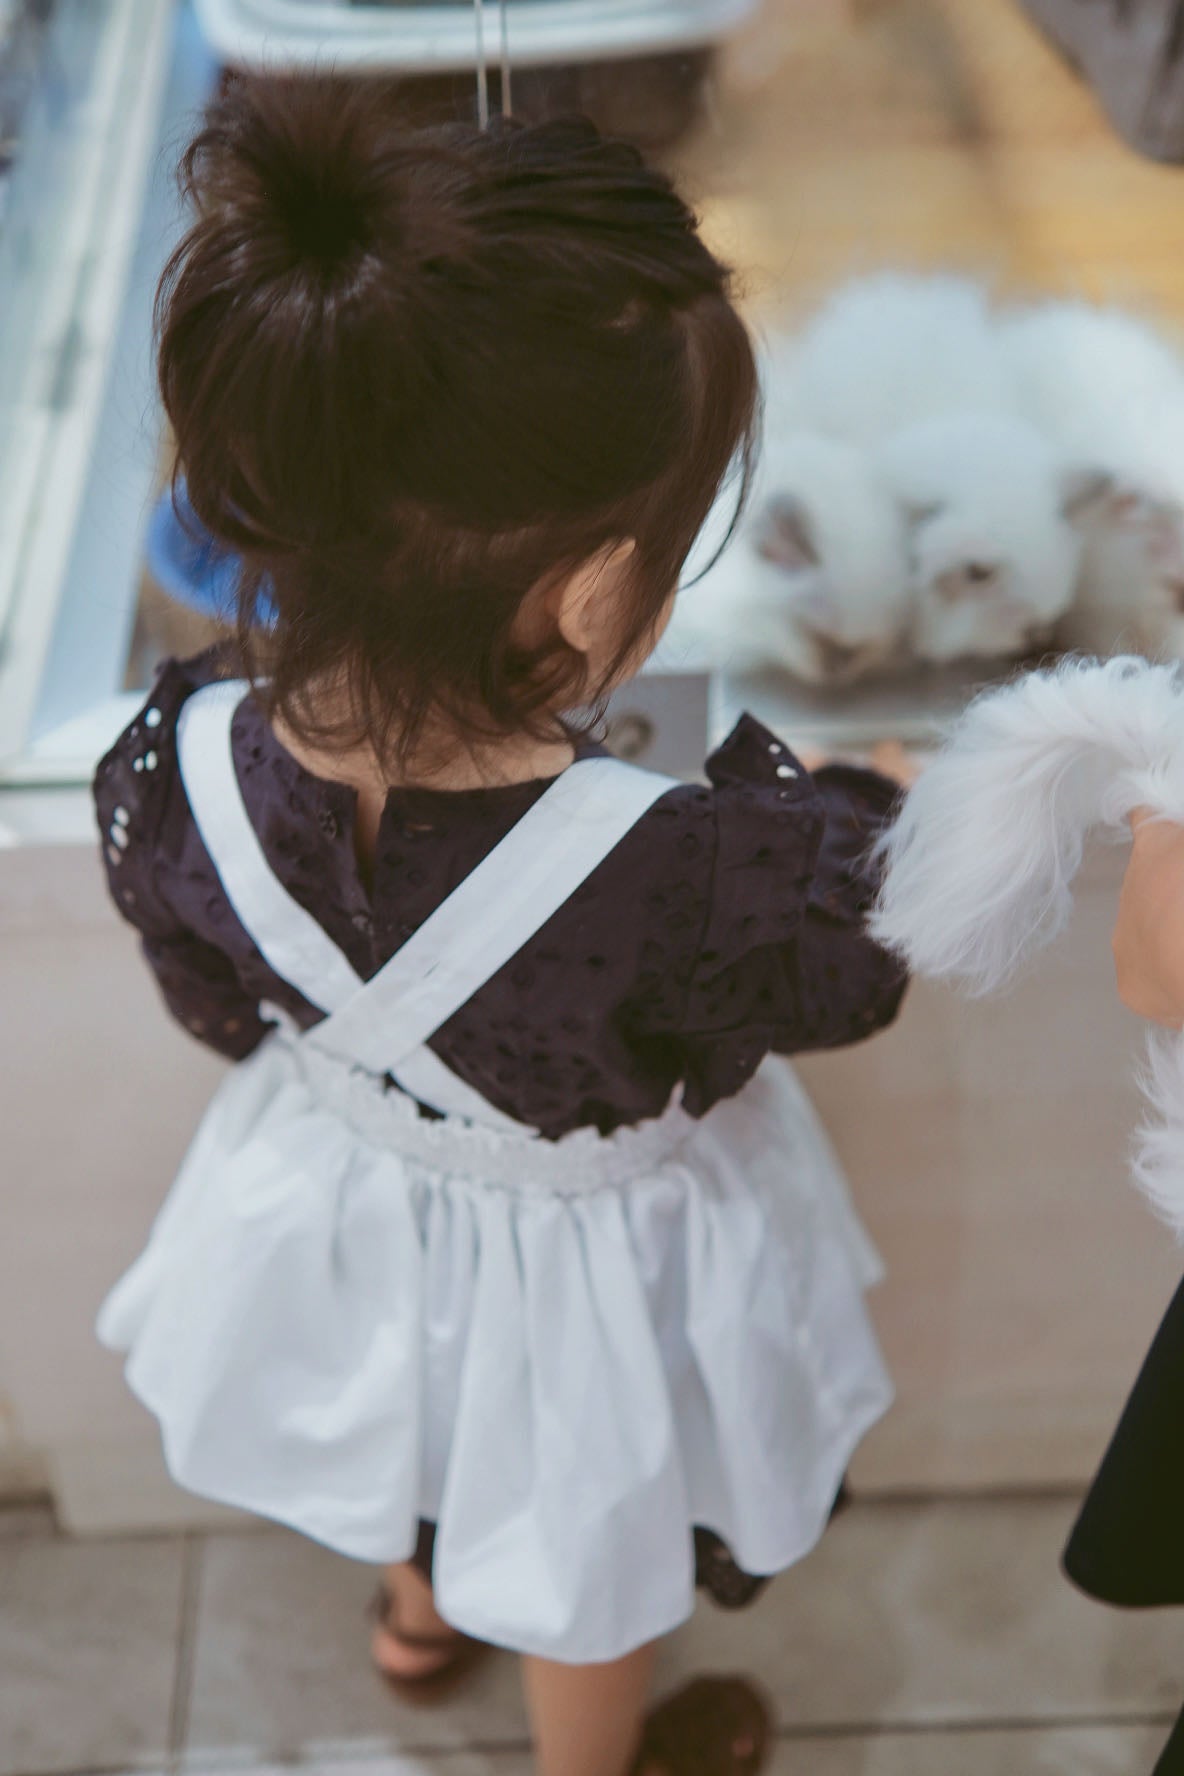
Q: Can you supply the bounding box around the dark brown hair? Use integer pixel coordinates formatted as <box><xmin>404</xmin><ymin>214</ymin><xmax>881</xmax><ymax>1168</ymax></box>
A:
<box><xmin>156</xmin><ymin>75</ymin><xmax>758</xmax><ymax>768</ymax></box>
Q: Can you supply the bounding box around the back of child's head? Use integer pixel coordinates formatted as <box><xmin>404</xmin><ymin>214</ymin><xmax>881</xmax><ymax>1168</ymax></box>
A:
<box><xmin>157</xmin><ymin>76</ymin><xmax>757</xmax><ymax>766</ymax></box>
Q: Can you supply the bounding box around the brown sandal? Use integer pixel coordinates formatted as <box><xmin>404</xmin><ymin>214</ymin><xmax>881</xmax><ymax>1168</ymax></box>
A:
<box><xmin>634</xmin><ymin>1677</ymin><xmax>772</xmax><ymax>1776</ymax></box>
<box><xmin>367</xmin><ymin>1584</ymin><xmax>485</xmax><ymax>1702</ymax></box>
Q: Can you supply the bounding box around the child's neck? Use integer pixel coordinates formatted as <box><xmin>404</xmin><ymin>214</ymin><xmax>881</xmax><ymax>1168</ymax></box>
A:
<box><xmin>270</xmin><ymin>713</ymin><xmax>576</xmax><ymax>880</ymax></box>
<box><xmin>271</xmin><ymin>714</ymin><xmax>575</xmax><ymax>798</ymax></box>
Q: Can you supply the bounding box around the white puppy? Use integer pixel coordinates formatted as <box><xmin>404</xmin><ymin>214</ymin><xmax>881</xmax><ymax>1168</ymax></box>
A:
<box><xmin>672</xmin><ymin>430</ymin><xmax>912</xmax><ymax>683</ymax></box>
<box><xmin>759</xmin><ymin>277</ymin><xmax>1105</xmax><ymax>677</ymax></box>
<box><xmin>1001</xmin><ymin>300</ymin><xmax>1184</xmax><ymax>659</ymax></box>
<box><xmin>876</xmin><ymin>413</ymin><xmax>1107</xmax><ymax>663</ymax></box>
<box><xmin>673</xmin><ymin>278</ymin><xmax>1135</xmax><ymax>685</ymax></box>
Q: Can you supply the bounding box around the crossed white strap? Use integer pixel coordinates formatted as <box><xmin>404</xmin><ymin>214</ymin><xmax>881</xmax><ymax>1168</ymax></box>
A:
<box><xmin>176</xmin><ymin>681</ymin><xmax>675</xmax><ymax>1130</ymax></box>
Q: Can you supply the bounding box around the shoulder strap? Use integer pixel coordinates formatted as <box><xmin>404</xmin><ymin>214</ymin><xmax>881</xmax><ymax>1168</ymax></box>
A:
<box><xmin>176</xmin><ymin>681</ymin><xmax>677</xmax><ymax>1082</ymax></box>
<box><xmin>177</xmin><ymin>685</ymin><xmax>529</xmax><ymax>1128</ymax></box>
<box><xmin>316</xmin><ymin>751</ymin><xmax>675</xmax><ymax>1075</ymax></box>
<box><xmin>176</xmin><ymin>680</ymin><xmax>361</xmax><ymax>1013</ymax></box>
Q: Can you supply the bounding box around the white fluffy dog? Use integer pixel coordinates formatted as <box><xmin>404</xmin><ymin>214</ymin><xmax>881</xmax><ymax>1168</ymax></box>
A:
<box><xmin>1001</xmin><ymin>300</ymin><xmax>1184</xmax><ymax>659</ymax></box>
<box><xmin>872</xmin><ymin>655</ymin><xmax>1184</xmax><ymax>1234</ymax></box>
<box><xmin>766</xmin><ymin>275</ymin><xmax>1094</xmax><ymax>674</ymax></box>
<box><xmin>673</xmin><ymin>275</ymin><xmax>1122</xmax><ymax>684</ymax></box>
<box><xmin>672</xmin><ymin>431</ymin><xmax>912</xmax><ymax>683</ymax></box>
<box><xmin>877</xmin><ymin>413</ymin><xmax>1104</xmax><ymax>664</ymax></box>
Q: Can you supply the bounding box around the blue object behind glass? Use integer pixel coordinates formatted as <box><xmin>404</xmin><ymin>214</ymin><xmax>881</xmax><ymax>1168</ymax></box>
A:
<box><xmin>147</xmin><ymin>479</ymin><xmax>276</xmax><ymax>627</ymax></box>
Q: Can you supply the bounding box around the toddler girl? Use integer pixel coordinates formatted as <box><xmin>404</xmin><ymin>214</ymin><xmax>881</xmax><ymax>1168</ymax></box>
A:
<box><xmin>95</xmin><ymin>76</ymin><xmax>907</xmax><ymax>1776</ymax></box>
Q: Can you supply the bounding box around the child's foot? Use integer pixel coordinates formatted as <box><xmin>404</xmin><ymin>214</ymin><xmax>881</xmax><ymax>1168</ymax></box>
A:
<box><xmin>368</xmin><ymin>1584</ymin><xmax>481</xmax><ymax>1692</ymax></box>
<box><xmin>635</xmin><ymin>1676</ymin><xmax>771</xmax><ymax>1776</ymax></box>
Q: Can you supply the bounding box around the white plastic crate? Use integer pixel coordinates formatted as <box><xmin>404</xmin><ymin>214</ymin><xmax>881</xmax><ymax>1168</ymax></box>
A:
<box><xmin>194</xmin><ymin>0</ymin><xmax>761</xmax><ymax>72</ymax></box>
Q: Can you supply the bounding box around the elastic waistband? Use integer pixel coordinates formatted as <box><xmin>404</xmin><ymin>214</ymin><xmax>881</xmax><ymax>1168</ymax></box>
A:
<box><xmin>275</xmin><ymin>1027</ymin><xmax>697</xmax><ymax>1193</ymax></box>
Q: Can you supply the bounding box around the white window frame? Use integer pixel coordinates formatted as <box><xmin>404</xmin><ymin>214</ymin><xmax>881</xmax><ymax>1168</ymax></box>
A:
<box><xmin>194</xmin><ymin>0</ymin><xmax>762</xmax><ymax>72</ymax></box>
<box><xmin>0</xmin><ymin>0</ymin><xmax>195</xmax><ymax>790</ymax></box>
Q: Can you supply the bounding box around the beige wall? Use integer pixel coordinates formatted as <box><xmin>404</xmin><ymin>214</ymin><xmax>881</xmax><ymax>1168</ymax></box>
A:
<box><xmin>798</xmin><ymin>843</ymin><xmax>1182</xmax><ymax>1493</ymax></box>
<box><xmin>0</xmin><ymin>836</ymin><xmax>1177</xmax><ymax>1534</ymax></box>
<box><xmin>0</xmin><ymin>841</ymin><xmax>235</xmax><ymax>1531</ymax></box>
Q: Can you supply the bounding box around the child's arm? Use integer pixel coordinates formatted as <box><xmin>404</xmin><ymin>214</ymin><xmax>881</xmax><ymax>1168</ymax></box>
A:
<box><xmin>778</xmin><ymin>755</ymin><xmax>911</xmax><ymax>1050</ymax></box>
<box><xmin>102</xmin><ymin>851</ymin><xmax>272</xmax><ymax>1059</ymax></box>
<box><xmin>95</xmin><ymin>733</ymin><xmax>270</xmax><ymax>1061</ymax></box>
<box><xmin>1112</xmin><ymin>811</ymin><xmax>1184</xmax><ymax>1028</ymax></box>
<box><xmin>632</xmin><ymin>720</ymin><xmax>909</xmax><ymax>1084</ymax></box>
<box><xmin>131</xmin><ymin>924</ymin><xmax>273</xmax><ymax>1058</ymax></box>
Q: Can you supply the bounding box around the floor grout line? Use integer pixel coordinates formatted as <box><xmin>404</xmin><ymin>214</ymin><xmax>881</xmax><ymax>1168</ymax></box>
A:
<box><xmin>770</xmin><ymin>1708</ymin><xmax>1179</xmax><ymax>1741</ymax></box>
<box><xmin>849</xmin><ymin>1484</ymin><xmax>1089</xmax><ymax>1506</ymax></box>
<box><xmin>0</xmin><ymin>1493</ymin><xmax>1169</xmax><ymax>1776</ymax></box>
<box><xmin>167</xmin><ymin>1532</ymin><xmax>205</xmax><ymax>1759</ymax></box>
<box><xmin>8</xmin><ymin>1710</ymin><xmax>1180</xmax><ymax>1776</ymax></box>
<box><xmin>0</xmin><ymin>1485</ymin><xmax>1096</xmax><ymax>1568</ymax></box>
<box><xmin>376</xmin><ymin>1709</ymin><xmax>1182</xmax><ymax>1760</ymax></box>
<box><xmin>166</xmin><ymin>1710</ymin><xmax>1184</xmax><ymax>1772</ymax></box>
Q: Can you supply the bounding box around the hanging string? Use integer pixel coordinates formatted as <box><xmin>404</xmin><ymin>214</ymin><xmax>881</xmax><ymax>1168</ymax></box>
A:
<box><xmin>473</xmin><ymin>0</ymin><xmax>490</xmax><ymax>129</ymax></box>
<box><xmin>499</xmin><ymin>0</ymin><xmax>512</xmax><ymax>118</ymax></box>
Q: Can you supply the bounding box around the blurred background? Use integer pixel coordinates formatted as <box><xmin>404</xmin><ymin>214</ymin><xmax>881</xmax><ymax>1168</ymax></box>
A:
<box><xmin>6</xmin><ymin>3</ymin><xmax>1184</xmax><ymax>1773</ymax></box>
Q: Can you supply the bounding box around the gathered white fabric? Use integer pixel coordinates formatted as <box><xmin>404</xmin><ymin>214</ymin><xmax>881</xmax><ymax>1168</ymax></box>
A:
<box><xmin>98</xmin><ymin>682</ymin><xmax>892</xmax><ymax>1664</ymax></box>
<box><xmin>99</xmin><ymin>1024</ymin><xmax>889</xmax><ymax>1661</ymax></box>
<box><xmin>871</xmin><ymin>655</ymin><xmax>1184</xmax><ymax>1234</ymax></box>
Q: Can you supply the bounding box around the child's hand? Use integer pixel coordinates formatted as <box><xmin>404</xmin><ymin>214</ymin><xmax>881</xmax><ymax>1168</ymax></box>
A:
<box><xmin>1112</xmin><ymin>810</ymin><xmax>1184</xmax><ymax>1027</ymax></box>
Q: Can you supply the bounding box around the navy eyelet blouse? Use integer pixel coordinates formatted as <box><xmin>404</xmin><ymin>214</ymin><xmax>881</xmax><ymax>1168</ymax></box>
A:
<box><xmin>93</xmin><ymin>649</ymin><xmax>907</xmax><ymax>1138</ymax></box>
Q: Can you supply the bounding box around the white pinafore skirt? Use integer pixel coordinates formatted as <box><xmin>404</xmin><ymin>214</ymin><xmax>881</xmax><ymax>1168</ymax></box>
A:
<box><xmin>99</xmin><ymin>683</ymin><xmax>893</xmax><ymax>1664</ymax></box>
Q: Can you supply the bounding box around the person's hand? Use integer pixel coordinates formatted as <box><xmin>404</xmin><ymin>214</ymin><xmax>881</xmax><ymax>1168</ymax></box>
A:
<box><xmin>868</xmin><ymin>741</ymin><xmax>923</xmax><ymax>788</ymax></box>
<box><xmin>1112</xmin><ymin>809</ymin><xmax>1184</xmax><ymax>1027</ymax></box>
<box><xmin>792</xmin><ymin>741</ymin><xmax>922</xmax><ymax>787</ymax></box>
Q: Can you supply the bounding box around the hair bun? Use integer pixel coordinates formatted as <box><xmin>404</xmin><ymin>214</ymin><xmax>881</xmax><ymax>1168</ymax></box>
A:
<box><xmin>268</xmin><ymin>150</ymin><xmax>375</xmax><ymax>269</ymax></box>
<box><xmin>194</xmin><ymin>76</ymin><xmax>393</xmax><ymax>275</ymax></box>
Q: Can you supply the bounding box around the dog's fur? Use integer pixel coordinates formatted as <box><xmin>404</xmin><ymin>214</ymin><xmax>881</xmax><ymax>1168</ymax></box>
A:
<box><xmin>675</xmin><ymin>278</ymin><xmax>1184</xmax><ymax>686</ymax></box>
<box><xmin>1001</xmin><ymin>300</ymin><xmax>1184</xmax><ymax>660</ymax></box>
<box><xmin>674</xmin><ymin>278</ymin><xmax>1124</xmax><ymax>682</ymax></box>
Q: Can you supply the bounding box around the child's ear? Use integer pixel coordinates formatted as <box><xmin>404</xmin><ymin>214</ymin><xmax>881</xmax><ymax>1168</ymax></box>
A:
<box><xmin>551</xmin><ymin>540</ymin><xmax>638</xmax><ymax>657</ymax></box>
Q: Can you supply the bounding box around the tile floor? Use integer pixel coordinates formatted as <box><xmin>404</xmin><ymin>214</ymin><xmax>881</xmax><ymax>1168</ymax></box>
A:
<box><xmin>2</xmin><ymin>1494</ymin><xmax>1182</xmax><ymax>1776</ymax></box>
